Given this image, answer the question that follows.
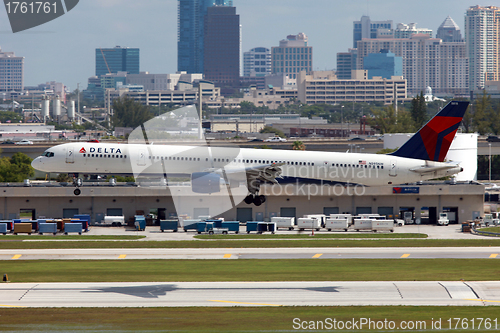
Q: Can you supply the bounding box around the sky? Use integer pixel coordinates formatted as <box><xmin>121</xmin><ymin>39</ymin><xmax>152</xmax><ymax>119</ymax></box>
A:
<box><xmin>0</xmin><ymin>0</ymin><xmax>480</xmax><ymax>91</ymax></box>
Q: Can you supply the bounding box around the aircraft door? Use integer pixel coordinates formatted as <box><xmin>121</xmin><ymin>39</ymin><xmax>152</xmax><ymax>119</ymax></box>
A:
<box><xmin>137</xmin><ymin>149</ymin><xmax>147</xmax><ymax>166</ymax></box>
<box><xmin>66</xmin><ymin>147</ymin><xmax>74</xmax><ymax>163</ymax></box>
<box><xmin>389</xmin><ymin>160</ymin><xmax>397</xmax><ymax>177</ymax></box>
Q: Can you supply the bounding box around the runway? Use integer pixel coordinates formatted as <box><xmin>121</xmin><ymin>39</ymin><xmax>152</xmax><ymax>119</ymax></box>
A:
<box><xmin>1</xmin><ymin>281</ymin><xmax>499</xmax><ymax>308</ymax></box>
<box><xmin>1</xmin><ymin>247</ymin><xmax>500</xmax><ymax>260</ymax></box>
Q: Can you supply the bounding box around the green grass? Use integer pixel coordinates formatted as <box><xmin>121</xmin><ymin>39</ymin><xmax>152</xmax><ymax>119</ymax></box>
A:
<box><xmin>0</xmin><ymin>235</ymin><xmax>145</xmax><ymax>240</ymax></box>
<box><xmin>0</xmin><ymin>306</ymin><xmax>499</xmax><ymax>332</ymax></box>
<box><xmin>195</xmin><ymin>233</ymin><xmax>428</xmax><ymax>239</ymax></box>
<box><xmin>2</xmin><ymin>259</ymin><xmax>500</xmax><ymax>282</ymax></box>
<box><xmin>478</xmin><ymin>226</ymin><xmax>500</xmax><ymax>233</ymax></box>
<box><xmin>1</xmin><ymin>238</ymin><xmax>500</xmax><ymax>249</ymax></box>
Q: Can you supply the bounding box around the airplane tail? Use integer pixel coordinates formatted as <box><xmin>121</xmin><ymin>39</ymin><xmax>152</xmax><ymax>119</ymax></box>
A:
<box><xmin>390</xmin><ymin>100</ymin><xmax>469</xmax><ymax>162</ymax></box>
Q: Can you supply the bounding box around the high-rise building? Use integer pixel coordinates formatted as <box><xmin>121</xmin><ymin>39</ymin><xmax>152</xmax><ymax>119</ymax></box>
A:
<box><xmin>465</xmin><ymin>5</ymin><xmax>500</xmax><ymax>90</ymax></box>
<box><xmin>357</xmin><ymin>34</ymin><xmax>468</xmax><ymax>96</ymax></box>
<box><xmin>177</xmin><ymin>0</ymin><xmax>232</xmax><ymax>74</ymax></box>
<box><xmin>363</xmin><ymin>50</ymin><xmax>402</xmax><ymax>79</ymax></box>
<box><xmin>0</xmin><ymin>48</ymin><xmax>23</xmax><ymax>92</ymax></box>
<box><xmin>353</xmin><ymin>16</ymin><xmax>393</xmax><ymax>48</ymax></box>
<box><xmin>95</xmin><ymin>46</ymin><xmax>139</xmax><ymax>77</ymax></box>
<box><xmin>243</xmin><ymin>47</ymin><xmax>271</xmax><ymax>77</ymax></box>
<box><xmin>271</xmin><ymin>33</ymin><xmax>312</xmax><ymax>80</ymax></box>
<box><xmin>436</xmin><ymin>16</ymin><xmax>464</xmax><ymax>43</ymax></box>
<box><xmin>203</xmin><ymin>6</ymin><xmax>240</xmax><ymax>85</ymax></box>
<box><xmin>336</xmin><ymin>49</ymin><xmax>357</xmax><ymax>79</ymax></box>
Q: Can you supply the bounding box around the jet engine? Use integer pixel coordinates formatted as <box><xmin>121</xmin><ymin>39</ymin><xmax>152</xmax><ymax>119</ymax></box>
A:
<box><xmin>191</xmin><ymin>172</ymin><xmax>221</xmax><ymax>194</ymax></box>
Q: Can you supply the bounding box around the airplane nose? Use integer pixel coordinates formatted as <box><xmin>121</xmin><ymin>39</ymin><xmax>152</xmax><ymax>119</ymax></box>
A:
<box><xmin>31</xmin><ymin>157</ymin><xmax>42</xmax><ymax>169</ymax></box>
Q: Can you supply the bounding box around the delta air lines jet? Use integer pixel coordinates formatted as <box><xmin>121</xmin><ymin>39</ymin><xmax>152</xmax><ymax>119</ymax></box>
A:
<box><xmin>32</xmin><ymin>101</ymin><xmax>468</xmax><ymax>206</ymax></box>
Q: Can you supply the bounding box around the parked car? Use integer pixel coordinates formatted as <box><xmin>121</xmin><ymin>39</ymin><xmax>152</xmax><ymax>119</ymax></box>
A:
<box><xmin>16</xmin><ymin>139</ymin><xmax>33</xmax><ymax>145</ymax></box>
<box><xmin>248</xmin><ymin>138</ymin><xmax>263</xmax><ymax>142</ymax></box>
<box><xmin>348</xmin><ymin>137</ymin><xmax>365</xmax><ymax>141</ymax></box>
<box><xmin>1</xmin><ymin>140</ymin><xmax>15</xmax><ymax>145</ymax></box>
<box><xmin>264</xmin><ymin>137</ymin><xmax>287</xmax><ymax>142</ymax></box>
<box><xmin>487</xmin><ymin>136</ymin><xmax>500</xmax><ymax>142</ymax></box>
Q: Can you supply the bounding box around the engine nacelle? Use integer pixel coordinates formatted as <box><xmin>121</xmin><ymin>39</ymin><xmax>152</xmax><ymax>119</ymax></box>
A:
<box><xmin>191</xmin><ymin>172</ymin><xmax>221</xmax><ymax>194</ymax></box>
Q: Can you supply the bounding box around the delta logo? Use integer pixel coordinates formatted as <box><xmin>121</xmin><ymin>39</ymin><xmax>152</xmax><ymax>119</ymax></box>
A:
<box><xmin>79</xmin><ymin>147</ymin><xmax>122</xmax><ymax>154</ymax></box>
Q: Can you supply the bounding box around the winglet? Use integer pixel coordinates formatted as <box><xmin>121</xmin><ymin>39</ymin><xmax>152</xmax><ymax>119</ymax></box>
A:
<box><xmin>390</xmin><ymin>101</ymin><xmax>469</xmax><ymax>162</ymax></box>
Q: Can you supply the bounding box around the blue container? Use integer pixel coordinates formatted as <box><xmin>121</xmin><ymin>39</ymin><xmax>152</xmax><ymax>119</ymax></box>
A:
<box><xmin>246</xmin><ymin>221</ymin><xmax>259</xmax><ymax>233</ymax></box>
<box><xmin>73</xmin><ymin>214</ymin><xmax>90</xmax><ymax>231</ymax></box>
<box><xmin>197</xmin><ymin>222</ymin><xmax>214</xmax><ymax>234</ymax></box>
<box><xmin>64</xmin><ymin>222</ymin><xmax>82</xmax><ymax>235</ymax></box>
<box><xmin>257</xmin><ymin>222</ymin><xmax>276</xmax><ymax>234</ymax></box>
<box><xmin>134</xmin><ymin>215</ymin><xmax>146</xmax><ymax>231</ymax></box>
<box><xmin>38</xmin><ymin>223</ymin><xmax>57</xmax><ymax>235</ymax></box>
<box><xmin>0</xmin><ymin>223</ymin><xmax>7</xmax><ymax>235</ymax></box>
<box><xmin>205</xmin><ymin>219</ymin><xmax>223</xmax><ymax>228</ymax></box>
<box><xmin>221</xmin><ymin>221</ymin><xmax>240</xmax><ymax>233</ymax></box>
<box><xmin>0</xmin><ymin>220</ymin><xmax>13</xmax><ymax>230</ymax></box>
<box><xmin>183</xmin><ymin>220</ymin><xmax>200</xmax><ymax>232</ymax></box>
<box><xmin>160</xmin><ymin>220</ymin><xmax>178</xmax><ymax>232</ymax></box>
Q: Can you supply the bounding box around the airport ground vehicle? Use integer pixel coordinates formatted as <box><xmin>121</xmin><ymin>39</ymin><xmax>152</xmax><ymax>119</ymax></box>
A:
<box><xmin>437</xmin><ymin>212</ymin><xmax>449</xmax><ymax>226</ymax></box>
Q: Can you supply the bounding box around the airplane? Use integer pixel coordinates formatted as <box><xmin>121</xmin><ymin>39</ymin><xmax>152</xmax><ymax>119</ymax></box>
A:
<box><xmin>32</xmin><ymin>100</ymin><xmax>469</xmax><ymax>206</ymax></box>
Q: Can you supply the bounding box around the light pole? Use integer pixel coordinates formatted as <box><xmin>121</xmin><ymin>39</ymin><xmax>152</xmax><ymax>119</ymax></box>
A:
<box><xmin>341</xmin><ymin>105</ymin><xmax>344</xmax><ymax>138</ymax></box>
<box><xmin>489</xmin><ymin>143</ymin><xmax>492</xmax><ymax>183</ymax></box>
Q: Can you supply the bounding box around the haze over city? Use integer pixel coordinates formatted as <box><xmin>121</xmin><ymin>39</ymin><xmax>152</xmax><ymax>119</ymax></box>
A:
<box><xmin>0</xmin><ymin>0</ymin><xmax>477</xmax><ymax>90</ymax></box>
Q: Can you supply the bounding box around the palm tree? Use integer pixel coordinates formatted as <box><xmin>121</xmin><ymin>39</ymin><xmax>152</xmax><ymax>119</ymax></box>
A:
<box><xmin>292</xmin><ymin>141</ymin><xmax>306</xmax><ymax>151</ymax></box>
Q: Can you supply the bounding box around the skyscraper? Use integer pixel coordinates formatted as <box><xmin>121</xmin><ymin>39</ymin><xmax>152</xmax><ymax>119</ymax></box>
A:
<box><xmin>0</xmin><ymin>48</ymin><xmax>23</xmax><ymax>92</ymax></box>
<box><xmin>353</xmin><ymin>16</ymin><xmax>393</xmax><ymax>48</ymax></box>
<box><xmin>436</xmin><ymin>16</ymin><xmax>464</xmax><ymax>43</ymax></box>
<box><xmin>271</xmin><ymin>33</ymin><xmax>312</xmax><ymax>79</ymax></box>
<box><xmin>465</xmin><ymin>5</ymin><xmax>500</xmax><ymax>90</ymax></box>
<box><xmin>243</xmin><ymin>47</ymin><xmax>271</xmax><ymax>77</ymax></box>
<box><xmin>95</xmin><ymin>46</ymin><xmax>139</xmax><ymax>77</ymax></box>
<box><xmin>177</xmin><ymin>0</ymin><xmax>233</xmax><ymax>74</ymax></box>
<box><xmin>203</xmin><ymin>6</ymin><xmax>240</xmax><ymax>84</ymax></box>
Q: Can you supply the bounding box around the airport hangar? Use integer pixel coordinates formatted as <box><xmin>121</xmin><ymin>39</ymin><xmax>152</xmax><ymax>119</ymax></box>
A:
<box><xmin>0</xmin><ymin>180</ymin><xmax>484</xmax><ymax>225</ymax></box>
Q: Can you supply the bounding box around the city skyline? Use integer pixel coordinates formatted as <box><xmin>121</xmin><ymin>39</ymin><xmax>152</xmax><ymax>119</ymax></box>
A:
<box><xmin>0</xmin><ymin>0</ymin><xmax>483</xmax><ymax>91</ymax></box>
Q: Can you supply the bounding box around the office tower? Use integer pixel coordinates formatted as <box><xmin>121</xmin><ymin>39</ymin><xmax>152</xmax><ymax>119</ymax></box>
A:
<box><xmin>465</xmin><ymin>5</ymin><xmax>500</xmax><ymax>89</ymax></box>
<box><xmin>95</xmin><ymin>46</ymin><xmax>139</xmax><ymax>77</ymax></box>
<box><xmin>177</xmin><ymin>0</ymin><xmax>232</xmax><ymax>74</ymax></box>
<box><xmin>353</xmin><ymin>16</ymin><xmax>393</xmax><ymax>48</ymax></box>
<box><xmin>271</xmin><ymin>33</ymin><xmax>312</xmax><ymax>79</ymax></box>
<box><xmin>203</xmin><ymin>6</ymin><xmax>240</xmax><ymax>84</ymax></box>
<box><xmin>363</xmin><ymin>49</ymin><xmax>402</xmax><ymax>79</ymax></box>
<box><xmin>0</xmin><ymin>48</ymin><xmax>23</xmax><ymax>92</ymax></box>
<box><xmin>436</xmin><ymin>16</ymin><xmax>464</xmax><ymax>42</ymax></box>
<box><xmin>336</xmin><ymin>49</ymin><xmax>357</xmax><ymax>79</ymax></box>
<box><xmin>357</xmin><ymin>35</ymin><xmax>468</xmax><ymax>95</ymax></box>
<box><xmin>243</xmin><ymin>47</ymin><xmax>271</xmax><ymax>77</ymax></box>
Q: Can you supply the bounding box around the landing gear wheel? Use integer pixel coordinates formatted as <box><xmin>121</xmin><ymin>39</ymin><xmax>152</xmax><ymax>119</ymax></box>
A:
<box><xmin>74</xmin><ymin>188</ymin><xmax>81</xmax><ymax>196</ymax></box>
<box><xmin>253</xmin><ymin>195</ymin><xmax>266</xmax><ymax>206</ymax></box>
<box><xmin>244</xmin><ymin>194</ymin><xmax>254</xmax><ymax>204</ymax></box>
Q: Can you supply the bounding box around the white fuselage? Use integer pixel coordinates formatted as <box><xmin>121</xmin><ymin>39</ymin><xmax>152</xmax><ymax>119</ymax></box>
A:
<box><xmin>32</xmin><ymin>142</ymin><xmax>461</xmax><ymax>186</ymax></box>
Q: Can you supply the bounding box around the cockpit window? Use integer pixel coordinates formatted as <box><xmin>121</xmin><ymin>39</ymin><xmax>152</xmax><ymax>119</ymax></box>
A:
<box><xmin>42</xmin><ymin>151</ymin><xmax>54</xmax><ymax>157</ymax></box>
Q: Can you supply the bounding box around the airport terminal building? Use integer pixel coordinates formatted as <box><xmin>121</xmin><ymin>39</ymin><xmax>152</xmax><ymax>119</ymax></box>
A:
<box><xmin>0</xmin><ymin>181</ymin><xmax>484</xmax><ymax>225</ymax></box>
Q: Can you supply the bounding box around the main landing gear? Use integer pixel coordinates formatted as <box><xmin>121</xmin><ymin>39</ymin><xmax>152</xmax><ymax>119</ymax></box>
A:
<box><xmin>73</xmin><ymin>175</ymin><xmax>83</xmax><ymax>196</ymax></box>
<box><xmin>244</xmin><ymin>194</ymin><xmax>266</xmax><ymax>206</ymax></box>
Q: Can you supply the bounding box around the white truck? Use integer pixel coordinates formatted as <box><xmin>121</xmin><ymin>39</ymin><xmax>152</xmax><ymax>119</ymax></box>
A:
<box><xmin>437</xmin><ymin>212</ymin><xmax>449</xmax><ymax>226</ymax></box>
<box><xmin>297</xmin><ymin>217</ymin><xmax>321</xmax><ymax>231</ymax></box>
<box><xmin>98</xmin><ymin>215</ymin><xmax>125</xmax><ymax>226</ymax></box>
<box><xmin>271</xmin><ymin>217</ymin><xmax>295</xmax><ymax>230</ymax></box>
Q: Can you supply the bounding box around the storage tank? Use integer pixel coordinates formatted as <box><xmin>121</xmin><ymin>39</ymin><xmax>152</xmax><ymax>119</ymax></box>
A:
<box><xmin>52</xmin><ymin>96</ymin><xmax>61</xmax><ymax>117</ymax></box>
<box><xmin>67</xmin><ymin>100</ymin><xmax>75</xmax><ymax>119</ymax></box>
<box><xmin>41</xmin><ymin>96</ymin><xmax>50</xmax><ymax>121</ymax></box>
